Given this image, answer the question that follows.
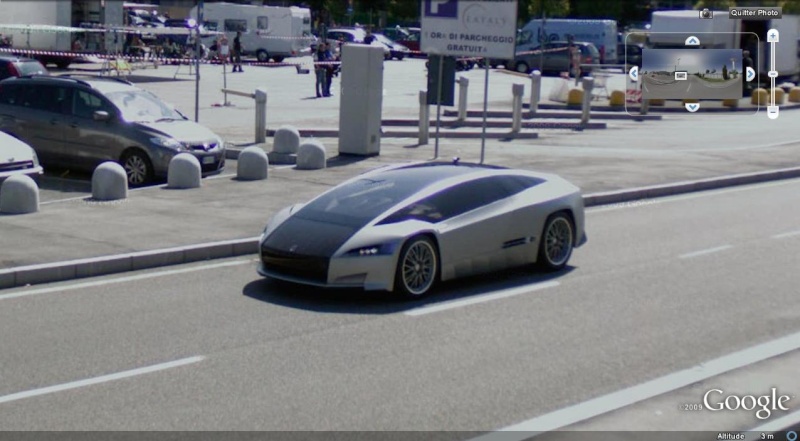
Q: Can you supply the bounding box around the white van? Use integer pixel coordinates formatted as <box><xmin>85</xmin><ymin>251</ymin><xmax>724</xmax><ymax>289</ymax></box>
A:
<box><xmin>517</xmin><ymin>19</ymin><xmax>618</xmax><ymax>64</ymax></box>
<box><xmin>190</xmin><ymin>2</ymin><xmax>313</xmax><ymax>62</ymax></box>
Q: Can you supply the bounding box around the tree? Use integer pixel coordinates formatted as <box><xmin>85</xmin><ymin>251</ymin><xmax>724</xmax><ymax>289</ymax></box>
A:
<box><xmin>519</xmin><ymin>0</ymin><xmax>570</xmax><ymax>23</ymax></box>
<box><xmin>694</xmin><ymin>0</ymin><xmax>737</xmax><ymax>8</ymax></box>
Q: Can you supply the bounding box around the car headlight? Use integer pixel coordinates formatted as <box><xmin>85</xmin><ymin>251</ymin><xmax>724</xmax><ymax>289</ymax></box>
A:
<box><xmin>346</xmin><ymin>242</ymin><xmax>397</xmax><ymax>257</ymax></box>
<box><xmin>31</xmin><ymin>150</ymin><xmax>39</xmax><ymax>167</ymax></box>
<box><xmin>150</xmin><ymin>137</ymin><xmax>185</xmax><ymax>150</ymax></box>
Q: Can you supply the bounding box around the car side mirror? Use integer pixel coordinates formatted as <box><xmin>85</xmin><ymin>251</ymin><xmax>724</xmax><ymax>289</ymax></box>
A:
<box><xmin>93</xmin><ymin>110</ymin><xmax>110</xmax><ymax>122</ymax></box>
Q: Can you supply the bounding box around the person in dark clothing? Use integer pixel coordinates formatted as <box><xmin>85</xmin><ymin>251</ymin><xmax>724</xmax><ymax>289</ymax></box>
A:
<box><xmin>363</xmin><ymin>29</ymin><xmax>375</xmax><ymax>45</ymax></box>
<box><xmin>742</xmin><ymin>50</ymin><xmax>754</xmax><ymax>96</ymax></box>
<box><xmin>324</xmin><ymin>44</ymin><xmax>336</xmax><ymax>96</ymax></box>
<box><xmin>313</xmin><ymin>43</ymin><xmax>328</xmax><ymax>97</ymax></box>
<box><xmin>232</xmin><ymin>31</ymin><xmax>243</xmax><ymax>72</ymax></box>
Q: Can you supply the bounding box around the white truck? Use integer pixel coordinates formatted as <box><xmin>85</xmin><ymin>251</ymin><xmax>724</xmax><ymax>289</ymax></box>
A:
<box><xmin>190</xmin><ymin>2</ymin><xmax>312</xmax><ymax>63</ymax></box>
<box><xmin>516</xmin><ymin>19</ymin><xmax>618</xmax><ymax>64</ymax></box>
<box><xmin>649</xmin><ymin>10</ymin><xmax>800</xmax><ymax>81</ymax></box>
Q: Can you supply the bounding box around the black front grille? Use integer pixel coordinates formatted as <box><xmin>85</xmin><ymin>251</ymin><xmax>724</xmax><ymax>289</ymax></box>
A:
<box><xmin>261</xmin><ymin>246</ymin><xmax>329</xmax><ymax>283</ymax></box>
<box><xmin>0</xmin><ymin>160</ymin><xmax>34</xmax><ymax>172</ymax></box>
<box><xmin>188</xmin><ymin>142</ymin><xmax>218</xmax><ymax>152</ymax></box>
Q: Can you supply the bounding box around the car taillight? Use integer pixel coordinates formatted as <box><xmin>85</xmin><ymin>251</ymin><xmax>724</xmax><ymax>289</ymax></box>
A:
<box><xmin>8</xmin><ymin>63</ymin><xmax>19</xmax><ymax>77</ymax></box>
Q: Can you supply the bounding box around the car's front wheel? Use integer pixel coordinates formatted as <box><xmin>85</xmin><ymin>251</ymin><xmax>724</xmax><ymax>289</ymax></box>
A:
<box><xmin>395</xmin><ymin>236</ymin><xmax>438</xmax><ymax>298</ymax></box>
<box><xmin>537</xmin><ymin>213</ymin><xmax>574</xmax><ymax>271</ymax></box>
<box><xmin>515</xmin><ymin>61</ymin><xmax>530</xmax><ymax>73</ymax></box>
<box><xmin>120</xmin><ymin>149</ymin><xmax>153</xmax><ymax>186</ymax></box>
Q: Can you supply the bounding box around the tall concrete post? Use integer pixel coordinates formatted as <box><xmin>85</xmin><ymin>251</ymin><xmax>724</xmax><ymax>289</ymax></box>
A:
<box><xmin>529</xmin><ymin>70</ymin><xmax>541</xmax><ymax>115</ymax></box>
<box><xmin>255</xmin><ymin>87</ymin><xmax>267</xmax><ymax>144</ymax></box>
<box><xmin>456</xmin><ymin>76</ymin><xmax>469</xmax><ymax>123</ymax></box>
<box><xmin>338</xmin><ymin>44</ymin><xmax>384</xmax><ymax>156</ymax></box>
<box><xmin>512</xmin><ymin>83</ymin><xmax>524</xmax><ymax>133</ymax></box>
<box><xmin>581</xmin><ymin>77</ymin><xmax>594</xmax><ymax>126</ymax></box>
<box><xmin>419</xmin><ymin>90</ymin><xmax>429</xmax><ymax>145</ymax></box>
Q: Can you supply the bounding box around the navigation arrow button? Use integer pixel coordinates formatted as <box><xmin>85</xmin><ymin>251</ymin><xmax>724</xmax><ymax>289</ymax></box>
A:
<box><xmin>685</xmin><ymin>35</ymin><xmax>700</xmax><ymax>46</ymax></box>
<box><xmin>629</xmin><ymin>66</ymin><xmax>638</xmax><ymax>81</ymax></box>
<box><xmin>685</xmin><ymin>103</ymin><xmax>700</xmax><ymax>112</ymax></box>
<box><xmin>746</xmin><ymin>67</ymin><xmax>756</xmax><ymax>82</ymax></box>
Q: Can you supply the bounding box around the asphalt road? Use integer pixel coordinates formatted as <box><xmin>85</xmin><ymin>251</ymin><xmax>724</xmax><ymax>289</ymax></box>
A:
<box><xmin>642</xmin><ymin>74</ymin><xmax>742</xmax><ymax>100</ymax></box>
<box><xmin>1</xmin><ymin>179</ymin><xmax>799</xmax><ymax>431</ymax></box>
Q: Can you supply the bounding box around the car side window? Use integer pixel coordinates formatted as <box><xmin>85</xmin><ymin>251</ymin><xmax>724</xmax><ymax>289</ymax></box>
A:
<box><xmin>0</xmin><ymin>61</ymin><xmax>10</xmax><ymax>81</ymax></box>
<box><xmin>73</xmin><ymin>90</ymin><xmax>109</xmax><ymax>119</ymax></box>
<box><xmin>22</xmin><ymin>85</ymin><xmax>72</xmax><ymax>114</ymax></box>
<box><xmin>380</xmin><ymin>176</ymin><xmax>513</xmax><ymax>224</ymax></box>
<box><xmin>0</xmin><ymin>83</ymin><xmax>19</xmax><ymax>105</ymax></box>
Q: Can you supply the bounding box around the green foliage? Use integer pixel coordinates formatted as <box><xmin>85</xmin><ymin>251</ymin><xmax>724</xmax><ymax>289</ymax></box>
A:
<box><xmin>694</xmin><ymin>0</ymin><xmax>737</xmax><ymax>8</ymax></box>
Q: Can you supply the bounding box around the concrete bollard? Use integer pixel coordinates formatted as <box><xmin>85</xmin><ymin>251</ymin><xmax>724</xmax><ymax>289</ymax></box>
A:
<box><xmin>91</xmin><ymin>161</ymin><xmax>128</xmax><ymax>201</ymax></box>
<box><xmin>419</xmin><ymin>90</ymin><xmax>429</xmax><ymax>145</ymax></box>
<box><xmin>296</xmin><ymin>139</ymin><xmax>327</xmax><ymax>170</ymax></box>
<box><xmin>751</xmin><ymin>88</ymin><xmax>768</xmax><ymax>106</ymax></box>
<box><xmin>581</xmin><ymin>77</ymin><xmax>594</xmax><ymax>126</ymax></box>
<box><xmin>511</xmin><ymin>83</ymin><xmax>524</xmax><ymax>133</ymax></box>
<box><xmin>456</xmin><ymin>76</ymin><xmax>469</xmax><ymax>122</ymax></box>
<box><xmin>566</xmin><ymin>89</ymin><xmax>583</xmax><ymax>107</ymax></box>
<box><xmin>255</xmin><ymin>87</ymin><xmax>268</xmax><ymax>144</ymax></box>
<box><xmin>529</xmin><ymin>70</ymin><xmax>541</xmax><ymax>115</ymax></box>
<box><xmin>237</xmin><ymin>146</ymin><xmax>269</xmax><ymax>181</ymax></box>
<box><xmin>772</xmin><ymin>88</ymin><xmax>786</xmax><ymax>105</ymax></box>
<box><xmin>789</xmin><ymin>87</ymin><xmax>800</xmax><ymax>103</ymax></box>
<box><xmin>609</xmin><ymin>90</ymin><xmax>625</xmax><ymax>107</ymax></box>
<box><xmin>273</xmin><ymin>126</ymin><xmax>300</xmax><ymax>154</ymax></box>
<box><xmin>167</xmin><ymin>153</ymin><xmax>201</xmax><ymax>189</ymax></box>
<box><xmin>0</xmin><ymin>174</ymin><xmax>39</xmax><ymax>214</ymax></box>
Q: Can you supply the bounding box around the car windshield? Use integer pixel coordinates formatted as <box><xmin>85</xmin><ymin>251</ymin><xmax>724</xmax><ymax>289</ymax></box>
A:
<box><xmin>16</xmin><ymin>61</ymin><xmax>47</xmax><ymax>76</ymax></box>
<box><xmin>106</xmin><ymin>89</ymin><xmax>184</xmax><ymax>122</ymax></box>
<box><xmin>294</xmin><ymin>164</ymin><xmax>480</xmax><ymax>228</ymax></box>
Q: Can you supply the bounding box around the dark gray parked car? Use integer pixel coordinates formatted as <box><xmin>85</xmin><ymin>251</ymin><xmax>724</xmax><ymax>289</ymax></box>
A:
<box><xmin>0</xmin><ymin>55</ymin><xmax>48</xmax><ymax>81</ymax></box>
<box><xmin>0</xmin><ymin>75</ymin><xmax>225</xmax><ymax>185</ymax></box>
<box><xmin>509</xmin><ymin>41</ymin><xmax>600</xmax><ymax>75</ymax></box>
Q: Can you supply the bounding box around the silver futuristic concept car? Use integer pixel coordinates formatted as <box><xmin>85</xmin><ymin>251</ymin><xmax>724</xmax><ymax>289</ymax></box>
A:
<box><xmin>258</xmin><ymin>162</ymin><xmax>586</xmax><ymax>297</ymax></box>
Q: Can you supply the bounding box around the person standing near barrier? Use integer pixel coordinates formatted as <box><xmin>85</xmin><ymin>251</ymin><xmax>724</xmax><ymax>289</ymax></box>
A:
<box><xmin>219</xmin><ymin>35</ymin><xmax>230</xmax><ymax>65</ymax></box>
<box><xmin>232</xmin><ymin>31</ymin><xmax>243</xmax><ymax>72</ymax></box>
<box><xmin>324</xmin><ymin>43</ymin><xmax>335</xmax><ymax>97</ymax></box>
<box><xmin>313</xmin><ymin>43</ymin><xmax>328</xmax><ymax>98</ymax></box>
<box><xmin>568</xmin><ymin>35</ymin><xmax>581</xmax><ymax>86</ymax></box>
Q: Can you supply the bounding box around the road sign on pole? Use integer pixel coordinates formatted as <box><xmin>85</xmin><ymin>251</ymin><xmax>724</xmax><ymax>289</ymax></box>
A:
<box><xmin>420</xmin><ymin>0</ymin><xmax>518</xmax><ymax>163</ymax></box>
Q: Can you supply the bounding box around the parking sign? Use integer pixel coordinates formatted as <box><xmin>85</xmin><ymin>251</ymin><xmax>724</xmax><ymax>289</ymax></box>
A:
<box><xmin>420</xmin><ymin>0</ymin><xmax>518</xmax><ymax>59</ymax></box>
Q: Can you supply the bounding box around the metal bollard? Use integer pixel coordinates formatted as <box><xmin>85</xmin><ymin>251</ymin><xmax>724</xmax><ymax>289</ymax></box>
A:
<box><xmin>581</xmin><ymin>77</ymin><xmax>594</xmax><ymax>126</ymax></box>
<box><xmin>419</xmin><ymin>90</ymin><xmax>430</xmax><ymax>145</ymax></box>
<box><xmin>639</xmin><ymin>98</ymin><xmax>650</xmax><ymax>116</ymax></box>
<box><xmin>255</xmin><ymin>87</ymin><xmax>267</xmax><ymax>144</ymax></box>
<box><xmin>511</xmin><ymin>83</ymin><xmax>524</xmax><ymax>133</ymax></box>
<box><xmin>457</xmin><ymin>76</ymin><xmax>469</xmax><ymax>123</ymax></box>
<box><xmin>529</xmin><ymin>70</ymin><xmax>541</xmax><ymax>115</ymax></box>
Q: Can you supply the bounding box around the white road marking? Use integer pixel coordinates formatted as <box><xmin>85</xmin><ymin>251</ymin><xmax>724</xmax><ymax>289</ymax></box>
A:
<box><xmin>0</xmin><ymin>356</ymin><xmax>204</xmax><ymax>406</ymax></box>
<box><xmin>678</xmin><ymin>245</ymin><xmax>733</xmax><ymax>259</ymax></box>
<box><xmin>747</xmin><ymin>408</ymin><xmax>800</xmax><ymax>433</ymax></box>
<box><xmin>205</xmin><ymin>173</ymin><xmax>237</xmax><ymax>180</ymax></box>
<box><xmin>0</xmin><ymin>259</ymin><xmax>254</xmax><ymax>301</ymax></box>
<box><xmin>586</xmin><ymin>178</ymin><xmax>800</xmax><ymax>214</ymax></box>
<box><xmin>404</xmin><ymin>281</ymin><xmax>560</xmax><ymax>317</ymax></box>
<box><xmin>469</xmin><ymin>330</ymin><xmax>800</xmax><ymax>440</ymax></box>
<box><xmin>772</xmin><ymin>230</ymin><xmax>800</xmax><ymax>239</ymax></box>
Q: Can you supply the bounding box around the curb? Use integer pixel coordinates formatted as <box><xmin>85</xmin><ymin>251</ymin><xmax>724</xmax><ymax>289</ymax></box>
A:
<box><xmin>441</xmin><ymin>109</ymin><xmax>662</xmax><ymax>121</ymax></box>
<box><xmin>0</xmin><ymin>237</ymin><xmax>259</xmax><ymax>290</ymax></box>
<box><xmin>263</xmin><ymin>128</ymin><xmax>542</xmax><ymax>139</ymax></box>
<box><xmin>2</xmin><ymin>167</ymin><xmax>800</xmax><ymax>291</ymax></box>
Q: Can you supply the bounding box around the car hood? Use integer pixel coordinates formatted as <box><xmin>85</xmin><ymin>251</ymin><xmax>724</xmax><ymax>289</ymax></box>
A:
<box><xmin>135</xmin><ymin>120</ymin><xmax>220</xmax><ymax>143</ymax></box>
<box><xmin>263</xmin><ymin>216</ymin><xmax>358</xmax><ymax>258</ymax></box>
<box><xmin>0</xmin><ymin>132</ymin><xmax>35</xmax><ymax>162</ymax></box>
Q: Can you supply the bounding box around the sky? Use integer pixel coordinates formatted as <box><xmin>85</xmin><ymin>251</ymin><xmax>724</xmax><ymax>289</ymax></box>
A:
<box><xmin>643</xmin><ymin>49</ymin><xmax>743</xmax><ymax>73</ymax></box>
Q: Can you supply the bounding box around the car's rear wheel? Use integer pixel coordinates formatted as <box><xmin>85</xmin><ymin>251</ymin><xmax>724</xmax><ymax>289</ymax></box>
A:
<box><xmin>537</xmin><ymin>212</ymin><xmax>574</xmax><ymax>271</ymax></box>
<box><xmin>272</xmin><ymin>56</ymin><xmax>284</xmax><ymax>63</ymax></box>
<box><xmin>256</xmin><ymin>49</ymin><xmax>269</xmax><ymax>63</ymax></box>
<box><xmin>121</xmin><ymin>149</ymin><xmax>153</xmax><ymax>186</ymax></box>
<box><xmin>395</xmin><ymin>236</ymin><xmax>438</xmax><ymax>298</ymax></box>
<box><xmin>515</xmin><ymin>61</ymin><xmax>530</xmax><ymax>73</ymax></box>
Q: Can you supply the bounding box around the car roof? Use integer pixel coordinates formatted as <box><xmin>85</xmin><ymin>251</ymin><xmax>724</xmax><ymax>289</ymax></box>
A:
<box><xmin>0</xmin><ymin>75</ymin><xmax>138</xmax><ymax>93</ymax></box>
<box><xmin>0</xmin><ymin>55</ymin><xmax>39</xmax><ymax>63</ymax></box>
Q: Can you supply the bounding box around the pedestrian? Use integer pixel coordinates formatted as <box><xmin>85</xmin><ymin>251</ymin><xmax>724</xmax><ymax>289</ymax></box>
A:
<box><xmin>324</xmin><ymin>43</ymin><xmax>335</xmax><ymax>97</ymax></box>
<box><xmin>313</xmin><ymin>43</ymin><xmax>328</xmax><ymax>98</ymax></box>
<box><xmin>742</xmin><ymin>50</ymin><xmax>754</xmax><ymax>96</ymax></box>
<box><xmin>232</xmin><ymin>31</ymin><xmax>243</xmax><ymax>72</ymax></box>
<box><xmin>219</xmin><ymin>35</ymin><xmax>230</xmax><ymax>65</ymax></box>
<box><xmin>363</xmin><ymin>29</ymin><xmax>375</xmax><ymax>45</ymax></box>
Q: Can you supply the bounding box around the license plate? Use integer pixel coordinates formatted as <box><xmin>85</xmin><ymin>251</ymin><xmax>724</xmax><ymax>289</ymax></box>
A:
<box><xmin>202</xmin><ymin>156</ymin><xmax>215</xmax><ymax>165</ymax></box>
